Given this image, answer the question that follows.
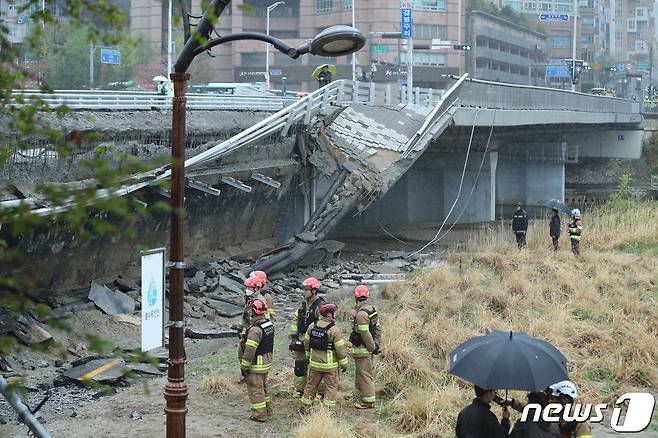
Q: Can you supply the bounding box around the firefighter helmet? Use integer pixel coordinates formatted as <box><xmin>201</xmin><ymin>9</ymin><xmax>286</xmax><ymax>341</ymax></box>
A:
<box><xmin>319</xmin><ymin>303</ymin><xmax>337</xmax><ymax>317</ymax></box>
<box><xmin>302</xmin><ymin>277</ymin><xmax>321</xmax><ymax>290</ymax></box>
<box><xmin>249</xmin><ymin>270</ymin><xmax>268</xmax><ymax>283</ymax></box>
<box><xmin>549</xmin><ymin>380</ymin><xmax>578</xmax><ymax>399</ymax></box>
<box><xmin>251</xmin><ymin>299</ymin><xmax>268</xmax><ymax>315</ymax></box>
<box><xmin>244</xmin><ymin>275</ymin><xmax>266</xmax><ymax>289</ymax></box>
<box><xmin>354</xmin><ymin>284</ymin><xmax>369</xmax><ymax>299</ymax></box>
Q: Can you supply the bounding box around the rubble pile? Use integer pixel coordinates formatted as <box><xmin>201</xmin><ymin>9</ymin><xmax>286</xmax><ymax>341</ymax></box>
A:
<box><xmin>0</xmin><ymin>245</ymin><xmax>429</xmax><ymax>426</ymax></box>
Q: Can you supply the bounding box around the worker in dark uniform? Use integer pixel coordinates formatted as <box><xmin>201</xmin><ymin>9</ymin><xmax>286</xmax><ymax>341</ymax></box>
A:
<box><xmin>456</xmin><ymin>385</ymin><xmax>510</xmax><ymax>438</ymax></box>
<box><xmin>549</xmin><ymin>208</ymin><xmax>561</xmax><ymax>251</ymax></box>
<box><xmin>512</xmin><ymin>202</ymin><xmax>529</xmax><ymax>249</ymax></box>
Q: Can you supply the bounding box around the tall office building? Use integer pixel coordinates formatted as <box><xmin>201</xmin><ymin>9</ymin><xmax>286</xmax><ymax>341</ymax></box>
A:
<box><xmin>131</xmin><ymin>0</ymin><xmax>470</xmax><ymax>91</ymax></box>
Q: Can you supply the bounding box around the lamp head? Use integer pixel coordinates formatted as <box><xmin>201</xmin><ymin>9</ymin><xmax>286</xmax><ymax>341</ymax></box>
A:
<box><xmin>307</xmin><ymin>25</ymin><xmax>366</xmax><ymax>57</ymax></box>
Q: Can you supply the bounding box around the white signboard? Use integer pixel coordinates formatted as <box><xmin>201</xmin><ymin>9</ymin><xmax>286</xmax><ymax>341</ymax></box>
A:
<box><xmin>141</xmin><ymin>248</ymin><xmax>165</xmax><ymax>351</ymax></box>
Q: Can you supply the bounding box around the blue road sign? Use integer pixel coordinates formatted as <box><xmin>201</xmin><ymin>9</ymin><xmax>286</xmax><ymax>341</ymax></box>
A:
<box><xmin>539</xmin><ymin>13</ymin><xmax>570</xmax><ymax>21</ymax></box>
<box><xmin>270</xmin><ymin>69</ymin><xmax>282</xmax><ymax>76</ymax></box>
<box><xmin>401</xmin><ymin>8</ymin><xmax>412</xmax><ymax>39</ymax></box>
<box><xmin>545</xmin><ymin>65</ymin><xmax>571</xmax><ymax>78</ymax></box>
<box><xmin>617</xmin><ymin>63</ymin><xmax>625</xmax><ymax>71</ymax></box>
<box><xmin>100</xmin><ymin>48</ymin><xmax>121</xmax><ymax>65</ymax></box>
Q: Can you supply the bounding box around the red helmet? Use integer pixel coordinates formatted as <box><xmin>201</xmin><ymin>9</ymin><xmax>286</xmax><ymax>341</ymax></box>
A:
<box><xmin>251</xmin><ymin>299</ymin><xmax>268</xmax><ymax>315</ymax></box>
<box><xmin>354</xmin><ymin>284</ymin><xmax>369</xmax><ymax>299</ymax></box>
<box><xmin>244</xmin><ymin>275</ymin><xmax>265</xmax><ymax>289</ymax></box>
<box><xmin>302</xmin><ymin>277</ymin><xmax>321</xmax><ymax>290</ymax></box>
<box><xmin>249</xmin><ymin>270</ymin><xmax>268</xmax><ymax>283</ymax></box>
<box><xmin>319</xmin><ymin>303</ymin><xmax>337</xmax><ymax>317</ymax></box>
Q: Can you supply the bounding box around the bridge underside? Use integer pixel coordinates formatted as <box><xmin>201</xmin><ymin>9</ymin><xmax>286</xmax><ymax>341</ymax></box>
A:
<box><xmin>2</xmin><ymin>78</ymin><xmax>647</xmax><ymax>287</ymax></box>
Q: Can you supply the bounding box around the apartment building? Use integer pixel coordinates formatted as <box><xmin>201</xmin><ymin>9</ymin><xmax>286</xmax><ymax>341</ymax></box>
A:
<box><xmin>467</xmin><ymin>10</ymin><xmax>547</xmax><ymax>84</ymax></box>
<box><xmin>131</xmin><ymin>0</ymin><xmax>471</xmax><ymax>91</ymax></box>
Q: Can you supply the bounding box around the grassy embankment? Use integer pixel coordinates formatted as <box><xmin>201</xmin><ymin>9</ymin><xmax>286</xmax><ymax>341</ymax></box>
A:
<box><xmin>199</xmin><ymin>200</ymin><xmax>658</xmax><ymax>437</ymax></box>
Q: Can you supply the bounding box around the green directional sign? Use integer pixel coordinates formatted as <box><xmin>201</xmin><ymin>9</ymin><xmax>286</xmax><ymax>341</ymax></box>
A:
<box><xmin>373</xmin><ymin>45</ymin><xmax>389</xmax><ymax>53</ymax></box>
<box><xmin>636</xmin><ymin>62</ymin><xmax>650</xmax><ymax>71</ymax></box>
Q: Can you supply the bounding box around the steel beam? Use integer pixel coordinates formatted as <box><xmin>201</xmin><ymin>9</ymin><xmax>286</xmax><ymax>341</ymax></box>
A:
<box><xmin>220</xmin><ymin>176</ymin><xmax>252</xmax><ymax>192</ymax></box>
<box><xmin>250</xmin><ymin>173</ymin><xmax>281</xmax><ymax>189</ymax></box>
<box><xmin>187</xmin><ymin>179</ymin><xmax>221</xmax><ymax>196</ymax></box>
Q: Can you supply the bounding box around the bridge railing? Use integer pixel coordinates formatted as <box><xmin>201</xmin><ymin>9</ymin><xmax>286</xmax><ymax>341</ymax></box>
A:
<box><xmin>11</xmin><ymin>90</ymin><xmax>299</xmax><ymax>111</ymax></box>
<box><xmin>456</xmin><ymin>78</ymin><xmax>641</xmax><ymax>113</ymax></box>
<box><xmin>12</xmin><ymin>79</ymin><xmax>642</xmax><ymax>114</ymax></box>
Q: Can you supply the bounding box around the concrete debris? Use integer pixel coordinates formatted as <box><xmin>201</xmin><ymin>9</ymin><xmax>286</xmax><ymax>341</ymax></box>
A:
<box><xmin>296</xmin><ymin>231</ymin><xmax>318</xmax><ymax>243</ymax></box>
<box><xmin>126</xmin><ymin>363</ymin><xmax>163</xmax><ymax>377</ymax></box>
<box><xmin>131</xmin><ymin>410</ymin><xmax>142</xmax><ymax>420</ymax></box>
<box><xmin>203</xmin><ymin>298</ymin><xmax>244</xmax><ymax>318</ymax></box>
<box><xmin>217</xmin><ymin>275</ymin><xmax>244</xmax><ymax>295</ymax></box>
<box><xmin>113</xmin><ymin>277</ymin><xmax>139</xmax><ymax>293</ymax></box>
<box><xmin>0</xmin><ymin>355</ymin><xmax>17</xmax><ymax>373</ymax></box>
<box><xmin>184</xmin><ymin>327</ymin><xmax>237</xmax><ymax>340</ymax></box>
<box><xmin>88</xmin><ymin>281</ymin><xmax>135</xmax><ymax>315</ymax></box>
<box><xmin>63</xmin><ymin>357</ymin><xmax>126</xmax><ymax>385</ymax></box>
<box><xmin>12</xmin><ymin>314</ymin><xmax>53</xmax><ymax>346</ymax></box>
<box><xmin>186</xmin><ymin>271</ymin><xmax>207</xmax><ymax>294</ymax></box>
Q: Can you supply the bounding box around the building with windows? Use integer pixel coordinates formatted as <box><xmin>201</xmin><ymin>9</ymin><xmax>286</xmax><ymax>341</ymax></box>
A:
<box><xmin>130</xmin><ymin>0</ymin><xmax>466</xmax><ymax>91</ymax></box>
<box><xmin>466</xmin><ymin>10</ymin><xmax>547</xmax><ymax>84</ymax></box>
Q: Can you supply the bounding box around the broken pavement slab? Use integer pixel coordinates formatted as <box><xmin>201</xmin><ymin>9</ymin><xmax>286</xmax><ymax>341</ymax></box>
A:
<box><xmin>64</xmin><ymin>357</ymin><xmax>127</xmax><ymax>385</ymax></box>
<box><xmin>12</xmin><ymin>314</ymin><xmax>53</xmax><ymax>346</ymax></box>
<box><xmin>88</xmin><ymin>281</ymin><xmax>135</xmax><ymax>315</ymax></box>
<box><xmin>202</xmin><ymin>298</ymin><xmax>244</xmax><ymax>318</ymax></box>
<box><xmin>184</xmin><ymin>327</ymin><xmax>237</xmax><ymax>339</ymax></box>
<box><xmin>217</xmin><ymin>275</ymin><xmax>244</xmax><ymax>295</ymax></box>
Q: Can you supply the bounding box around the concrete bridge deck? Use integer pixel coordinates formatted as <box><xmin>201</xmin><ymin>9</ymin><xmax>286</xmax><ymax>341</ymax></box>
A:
<box><xmin>1</xmin><ymin>75</ymin><xmax>648</xmax><ymax>285</ymax></box>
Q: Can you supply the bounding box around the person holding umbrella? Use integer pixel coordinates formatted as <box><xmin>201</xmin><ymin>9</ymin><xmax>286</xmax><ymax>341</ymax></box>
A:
<box><xmin>313</xmin><ymin>64</ymin><xmax>335</xmax><ymax>88</ymax></box>
<box><xmin>456</xmin><ymin>385</ymin><xmax>511</xmax><ymax>438</ymax></box>
<box><xmin>450</xmin><ymin>331</ymin><xmax>569</xmax><ymax>438</ymax></box>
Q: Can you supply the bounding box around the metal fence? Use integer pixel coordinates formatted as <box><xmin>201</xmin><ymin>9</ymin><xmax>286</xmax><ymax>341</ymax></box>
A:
<box><xmin>456</xmin><ymin>78</ymin><xmax>641</xmax><ymax>114</ymax></box>
<box><xmin>12</xmin><ymin>89</ymin><xmax>299</xmax><ymax>111</ymax></box>
<box><xmin>12</xmin><ymin>78</ymin><xmax>642</xmax><ymax>114</ymax></box>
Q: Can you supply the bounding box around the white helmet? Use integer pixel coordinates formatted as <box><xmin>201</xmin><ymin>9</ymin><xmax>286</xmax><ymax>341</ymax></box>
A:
<box><xmin>549</xmin><ymin>380</ymin><xmax>578</xmax><ymax>399</ymax></box>
<box><xmin>570</xmin><ymin>208</ymin><xmax>581</xmax><ymax>219</ymax></box>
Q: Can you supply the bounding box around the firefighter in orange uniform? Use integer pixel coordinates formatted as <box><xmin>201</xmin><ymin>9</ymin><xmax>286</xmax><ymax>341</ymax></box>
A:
<box><xmin>240</xmin><ymin>299</ymin><xmax>275</xmax><ymax>422</ymax></box>
<box><xmin>289</xmin><ymin>277</ymin><xmax>325</xmax><ymax>395</ymax></box>
<box><xmin>300</xmin><ymin>302</ymin><xmax>348</xmax><ymax>412</ymax></box>
<box><xmin>350</xmin><ymin>284</ymin><xmax>381</xmax><ymax>409</ymax></box>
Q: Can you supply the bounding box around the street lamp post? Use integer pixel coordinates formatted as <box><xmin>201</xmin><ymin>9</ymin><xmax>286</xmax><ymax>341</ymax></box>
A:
<box><xmin>165</xmin><ymin>1</ymin><xmax>365</xmax><ymax>436</ymax></box>
<box><xmin>266</xmin><ymin>1</ymin><xmax>285</xmax><ymax>90</ymax></box>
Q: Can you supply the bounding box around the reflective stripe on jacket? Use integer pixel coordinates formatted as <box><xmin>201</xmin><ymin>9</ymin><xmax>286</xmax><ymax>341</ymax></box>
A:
<box><xmin>240</xmin><ymin>315</ymin><xmax>274</xmax><ymax>373</ymax></box>
<box><xmin>351</xmin><ymin>301</ymin><xmax>380</xmax><ymax>357</ymax></box>
<box><xmin>567</xmin><ymin>221</ymin><xmax>582</xmax><ymax>241</ymax></box>
<box><xmin>304</xmin><ymin>316</ymin><xmax>348</xmax><ymax>371</ymax></box>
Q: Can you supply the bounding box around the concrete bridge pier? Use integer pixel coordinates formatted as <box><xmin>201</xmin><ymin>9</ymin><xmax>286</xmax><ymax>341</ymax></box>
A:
<box><xmin>495</xmin><ymin>140</ymin><xmax>566</xmax><ymax>218</ymax></box>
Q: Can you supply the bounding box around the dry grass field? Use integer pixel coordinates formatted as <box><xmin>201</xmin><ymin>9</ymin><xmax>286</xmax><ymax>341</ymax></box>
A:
<box><xmin>300</xmin><ymin>200</ymin><xmax>658</xmax><ymax>437</ymax></box>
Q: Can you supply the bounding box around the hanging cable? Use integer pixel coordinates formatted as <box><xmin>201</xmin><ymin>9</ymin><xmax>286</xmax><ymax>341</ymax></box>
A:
<box><xmin>408</xmin><ymin>107</ymin><xmax>484</xmax><ymax>257</ymax></box>
<box><xmin>428</xmin><ymin>109</ymin><xmax>497</xmax><ymax>246</ymax></box>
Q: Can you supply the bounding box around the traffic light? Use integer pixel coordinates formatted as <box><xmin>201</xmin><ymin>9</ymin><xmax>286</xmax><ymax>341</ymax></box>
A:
<box><xmin>453</xmin><ymin>44</ymin><xmax>472</xmax><ymax>51</ymax></box>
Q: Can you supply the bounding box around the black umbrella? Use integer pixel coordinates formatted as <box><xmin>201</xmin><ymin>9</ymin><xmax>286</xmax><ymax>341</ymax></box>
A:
<box><xmin>448</xmin><ymin>331</ymin><xmax>568</xmax><ymax>391</ymax></box>
<box><xmin>544</xmin><ymin>199</ymin><xmax>568</xmax><ymax>212</ymax></box>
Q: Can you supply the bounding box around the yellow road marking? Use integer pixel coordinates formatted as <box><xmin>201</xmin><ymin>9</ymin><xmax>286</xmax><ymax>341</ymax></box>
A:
<box><xmin>79</xmin><ymin>358</ymin><xmax>122</xmax><ymax>381</ymax></box>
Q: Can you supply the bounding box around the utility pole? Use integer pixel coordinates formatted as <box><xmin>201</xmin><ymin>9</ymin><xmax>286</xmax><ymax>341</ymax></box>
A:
<box><xmin>89</xmin><ymin>43</ymin><xmax>94</xmax><ymax>88</ymax></box>
<box><xmin>571</xmin><ymin>0</ymin><xmax>577</xmax><ymax>91</ymax></box>
<box><xmin>407</xmin><ymin>36</ymin><xmax>413</xmax><ymax>102</ymax></box>
<box><xmin>352</xmin><ymin>0</ymin><xmax>356</xmax><ymax>81</ymax></box>
<box><xmin>266</xmin><ymin>2</ymin><xmax>285</xmax><ymax>90</ymax></box>
<box><xmin>167</xmin><ymin>0</ymin><xmax>173</xmax><ymax>81</ymax></box>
